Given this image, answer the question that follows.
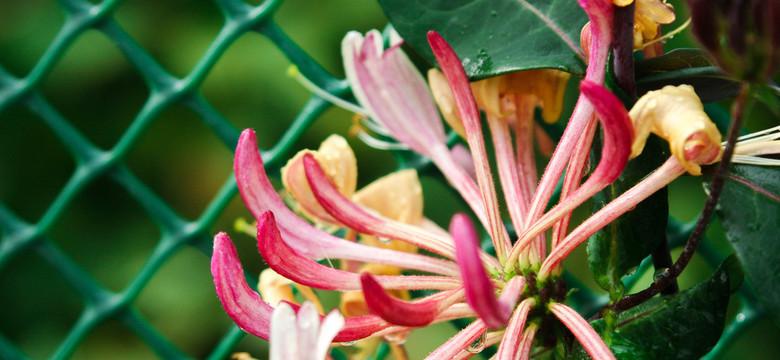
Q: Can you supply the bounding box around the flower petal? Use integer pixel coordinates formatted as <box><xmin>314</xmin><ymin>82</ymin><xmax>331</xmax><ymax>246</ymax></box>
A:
<box><xmin>425</xmin><ymin>320</ymin><xmax>486</xmax><ymax>360</ymax></box>
<box><xmin>257</xmin><ymin>210</ymin><xmax>460</xmax><ymax>291</ymax></box>
<box><xmin>450</xmin><ymin>213</ymin><xmax>508</xmax><ymax>329</ymax></box>
<box><xmin>315</xmin><ymin>309</ymin><xmax>345</xmax><ymax>359</ymax></box>
<box><xmin>495</xmin><ymin>298</ymin><xmax>536</xmax><ymax>360</ymax></box>
<box><xmin>212</xmin><ymin>232</ymin><xmax>273</xmax><ymax>339</ymax></box>
<box><xmin>515</xmin><ymin>81</ymin><xmax>634</xmax><ymax>254</ymax></box>
<box><xmin>303</xmin><ymin>153</ymin><xmax>495</xmax><ymax>271</ymax></box>
<box><xmin>549</xmin><ymin>303</ymin><xmax>616</xmax><ymax>360</ymax></box>
<box><xmin>427</xmin><ymin>30</ymin><xmax>512</xmax><ymax>262</ymax></box>
<box><xmin>343</xmin><ymin>30</ymin><xmax>447</xmax><ymax>155</ymax></box>
<box><xmin>270</xmin><ymin>302</ymin><xmax>298</xmax><ymax>360</ymax></box>
<box><xmin>235</xmin><ymin>129</ymin><xmax>463</xmax><ymax>276</ymax></box>
<box><xmin>361</xmin><ymin>273</ymin><xmax>465</xmax><ymax>327</ymax></box>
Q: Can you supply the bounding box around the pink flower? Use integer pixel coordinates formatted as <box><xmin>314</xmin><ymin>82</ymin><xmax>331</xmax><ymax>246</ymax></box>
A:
<box><xmin>211</xmin><ymin>1</ymin><xmax>716</xmax><ymax>357</ymax></box>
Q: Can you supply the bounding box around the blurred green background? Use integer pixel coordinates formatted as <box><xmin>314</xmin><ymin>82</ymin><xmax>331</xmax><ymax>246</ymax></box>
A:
<box><xmin>0</xmin><ymin>0</ymin><xmax>777</xmax><ymax>359</ymax></box>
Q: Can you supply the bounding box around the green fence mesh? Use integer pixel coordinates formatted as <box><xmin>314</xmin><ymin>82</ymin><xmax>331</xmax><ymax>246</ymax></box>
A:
<box><xmin>0</xmin><ymin>0</ymin><xmax>775</xmax><ymax>359</ymax></box>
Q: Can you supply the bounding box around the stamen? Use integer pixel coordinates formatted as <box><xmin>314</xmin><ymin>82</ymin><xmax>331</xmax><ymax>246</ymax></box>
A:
<box><xmin>287</xmin><ymin>65</ymin><xmax>369</xmax><ymax>116</ymax></box>
<box><xmin>734</xmin><ymin>125</ymin><xmax>780</xmax><ymax>143</ymax></box>
<box><xmin>355</xmin><ymin>130</ymin><xmax>411</xmax><ymax>151</ymax></box>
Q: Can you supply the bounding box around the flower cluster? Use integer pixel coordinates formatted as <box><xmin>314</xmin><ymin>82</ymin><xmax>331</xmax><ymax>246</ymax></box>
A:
<box><xmin>210</xmin><ymin>0</ymin><xmax>732</xmax><ymax>358</ymax></box>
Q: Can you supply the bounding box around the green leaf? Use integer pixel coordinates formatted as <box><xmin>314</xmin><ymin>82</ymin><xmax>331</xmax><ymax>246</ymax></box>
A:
<box><xmin>572</xmin><ymin>256</ymin><xmax>741</xmax><ymax>360</ymax></box>
<box><xmin>714</xmin><ymin>164</ymin><xmax>780</xmax><ymax>326</ymax></box>
<box><xmin>378</xmin><ymin>0</ymin><xmax>589</xmax><ymax>79</ymax></box>
<box><xmin>587</xmin><ymin>136</ymin><xmax>668</xmax><ymax>297</ymax></box>
<box><xmin>634</xmin><ymin>49</ymin><xmax>740</xmax><ymax>102</ymax></box>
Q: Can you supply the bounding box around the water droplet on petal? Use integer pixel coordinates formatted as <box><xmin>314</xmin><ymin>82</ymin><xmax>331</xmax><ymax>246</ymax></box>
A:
<box><xmin>466</xmin><ymin>331</ymin><xmax>487</xmax><ymax>353</ymax></box>
<box><xmin>383</xmin><ymin>331</ymin><xmax>408</xmax><ymax>345</ymax></box>
<box><xmin>378</xmin><ymin>236</ymin><xmax>393</xmax><ymax>244</ymax></box>
<box><xmin>340</xmin><ymin>341</ymin><xmax>357</xmax><ymax>346</ymax></box>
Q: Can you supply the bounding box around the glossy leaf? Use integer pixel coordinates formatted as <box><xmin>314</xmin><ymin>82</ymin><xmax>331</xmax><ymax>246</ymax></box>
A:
<box><xmin>378</xmin><ymin>0</ymin><xmax>588</xmax><ymax>79</ymax></box>
<box><xmin>587</xmin><ymin>136</ymin><xmax>668</xmax><ymax>297</ymax></box>
<box><xmin>715</xmin><ymin>164</ymin><xmax>780</xmax><ymax>326</ymax></box>
<box><xmin>634</xmin><ymin>49</ymin><xmax>740</xmax><ymax>102</ymax></box>
<box><xmin>573</xmin><ymin>256</ymin><xmax>742</xmax><ymax>359</ymax></box>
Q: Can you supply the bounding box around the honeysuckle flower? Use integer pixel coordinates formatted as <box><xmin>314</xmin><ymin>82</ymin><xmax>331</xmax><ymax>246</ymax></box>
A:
<box><xmin>629</xmin><ymin>84</ymin><xmax>722</xmax><ymax>175</ymax></box>
<box><xmin>269</xmin><ymin>301</ymin><xmax>345</xmax><ymax>360</ymax></box>
<box><xmin>282</xmin><ymin>134</ymin><xmax>357</xmax><ymax>226</ymax></box>
<box><xmin>614</xmin><ymin>0</ymin><xmax>676</xmax><ymax>50</ymax></box>
<box><xmin>212</xmin><ymin>1</ymin><xmax>718</xmax><ymax>358</ymax></box>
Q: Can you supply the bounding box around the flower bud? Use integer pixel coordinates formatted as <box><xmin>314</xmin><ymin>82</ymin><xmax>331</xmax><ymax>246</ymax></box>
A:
<box><xmin>281</xmin><ymin>135</ymin><xmax>357</xmax><ymax>225</ymax></box>
<box><xmin>629</xmin><ymin>85</ymin><xmax>722</xmax><ymax>175</ymax></box>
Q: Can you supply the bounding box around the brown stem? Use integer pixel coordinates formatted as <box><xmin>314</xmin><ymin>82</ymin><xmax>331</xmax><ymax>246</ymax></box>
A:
<box><xmin>651</xmin><ymin>235</ymin><xmax>679</xmax><ymax>295</ymax></box>
<box><xmin>613</xmin><ymin>2</ymin><xmax>636</xmax><ymax>98</ymax></box>
<box><xmin>608</xmin><ymin>83</ymin><xmax>751</xmax><ymax>313</ymax></box>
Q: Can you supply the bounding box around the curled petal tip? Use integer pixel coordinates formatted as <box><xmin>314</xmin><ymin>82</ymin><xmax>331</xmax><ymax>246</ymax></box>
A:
<box><xmin>360</xmin><ymin>273</ymin><xmax>437</xmax><ymax>327</ymax></box>
<box><xmin>450</xmin><ymin>214</ymin><xmax>507</xmax><ymax>329</ymax></box>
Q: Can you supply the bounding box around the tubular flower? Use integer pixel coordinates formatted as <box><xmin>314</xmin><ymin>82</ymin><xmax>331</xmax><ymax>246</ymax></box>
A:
<box><xmin>212</xmin><ymin>2</ymin><xmax>708</xmax><ymax>357</ymax></box>
<box><xmin>629</xmin><ymin>84</ymin><xmax>722</xmax><ymax>175</ymax></box>
<box><xmin>613</xmin><ymin>0</ymin><xmax>675</xmax><ymax>50</ymax></box>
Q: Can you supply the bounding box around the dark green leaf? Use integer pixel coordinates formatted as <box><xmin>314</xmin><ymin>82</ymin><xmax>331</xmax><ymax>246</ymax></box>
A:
<box><xmin>378</xmin><ymin>0</ymin><xmax>589</xmax><ymax>79</ymax></box>
<box><xmin>588</xmin><ymin>136</ymin><xmax>668</xmax><ymax>297</ymax></box>
<box><xmin>572</xmin><ymin>256</ymin><xmax>741</xmax><ymax>360</ymax></box>
<box><xmin>634</xmin><ymin>49</ymin><xmax>740</xmax><ymax>102</ymax></box>
<box><xmin>715</xmin><ymin>164</ymin><xmax>780</xmax><ymax>326</ymax></box>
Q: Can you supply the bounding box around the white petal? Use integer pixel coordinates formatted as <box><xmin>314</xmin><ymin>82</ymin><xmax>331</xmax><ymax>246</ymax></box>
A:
<box><xmin>315</xmin><ymin>309</ymin><xmax>346</xmax><ymax>360</ymax></box>
<box><xmin>270</xmin><ymin>302</ymin><xmax>298</xmax><ymax>360</ymax></box>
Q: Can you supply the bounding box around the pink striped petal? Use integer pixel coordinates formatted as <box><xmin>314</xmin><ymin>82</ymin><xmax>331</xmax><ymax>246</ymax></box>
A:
<box><xmin>302</xmin><ymin>154</ymin><xmax>455</xmax><ymax>260</ymax></box>
<box><xmin>549</xmin><ymin>302</ymin><xmax>615</xmax><ymax>360</ymax></box>
<box><xmin>427</xmin><ymin>30</ymin><xmax>511</xmax><ymax>263</ymax></box>
<box><xmin>514</xmin><ymin>82</ymin><xmax>634</xmax><ymax>254</ymax></box>
<box><xmin>450</xmin><ymin>213</ymin><xmax>508</xmax><ymax>329</ymax></box>
<box><xmin>495</xmin><ymin>298</ymin><xmax>536</xmax><ymax>360</ymax></box>
<box><xmin>343</xmin><ymin>30</ymin><xmax>447</xmax><ymax>155</ymax></box>
<box><xmin>212</xmin><ymin>232</ymin><xmax>273</xmax><ymax>339</ymax></box>
<box><xmin>361</xmin><ymin>273</ymin><xmax>465</xmax><ymax>327</ymax></box>
<box><xmin>257</xmin><ymin>211</ymin><xmax>460</xmax><ymax>291</ymax></box>
<box><xmin>211</xmin><ymin>233</ymin><xmax>393</xmax><ymax>343</ymax></box>
<box><xmin>235</xmin><ymin>129</ymin><xmax>461</xmax><ymax>276</ymax></box>
<box><xmin>426</xmin><ymin>320</ymin><xmax>487</xmax><ymax>359</ymax></box>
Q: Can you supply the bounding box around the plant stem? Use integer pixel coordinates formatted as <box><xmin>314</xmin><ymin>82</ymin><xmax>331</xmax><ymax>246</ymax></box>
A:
<box><xmin>651</xmin><ymin>235</ymin><xmax>679</xmax><ymax>295</ymax></box>
<box><xmin>609</xmin><ymin>83</ymin><xmax>751</xmax><ymax>313</ymax></box>
<box><xmin>613</xmin><ymin>2</ymin><xmax>636</xmax><ymax>98</ymax></box>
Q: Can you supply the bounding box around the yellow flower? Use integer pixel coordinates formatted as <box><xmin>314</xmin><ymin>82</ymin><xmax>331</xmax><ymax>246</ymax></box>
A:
<box><xmin>614</xmin><ymin>0</ymin><xmax>676</xmax><ymax>50</ymax></box>
<box><xmin>629</xmin><ymin>85</ymin><xmax>722</xmax><ymax>175</ymax></box>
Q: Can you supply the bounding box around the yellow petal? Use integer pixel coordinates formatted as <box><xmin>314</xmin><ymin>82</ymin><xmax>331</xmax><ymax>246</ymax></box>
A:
<box><xmin>613</xmin><ymin>0</ymin><xmax>634</xmax><ymax>6</ymax></box>
<box><xmin>634</xmin><ymin>0</ymin><xmax>675</xmax><ymax>49</ymax></box>
<box><xmin>428</xmin><ymin>68</ymin><xmax>466</xmax><ymax>138</ymax></box>
<box><xmin>629</xmin><ymin>85</ymin><xmax>722</xmax><ymax>175</ymax></box>
<box><xmin>258</xmin><ymin>268</ymin><xmax>296</xmax><ymax>306</ymax></box>
<box><xmin>281</xmin><ymin>135</ymin><xmax>357</xmax><ymax>224</ymax></box>
<box><xmin>353</xmin><ymin>169</ymin><xmax>423</xmax><ymax>226</ymax></box>
<box><xmin>503</xmin><ymin>69</ymin><xmax>571</xmax><ymax>124</ymax></box>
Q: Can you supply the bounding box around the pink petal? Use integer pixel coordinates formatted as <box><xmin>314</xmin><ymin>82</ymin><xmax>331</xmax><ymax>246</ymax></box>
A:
<box><xmin>450</xmin><ymin>213</ymin><xmax>508</xmax><ymax>329</ymax></box>
<box><xmin>235</xmin><ymin>129</ymin><xmax>463</xmax><ymax>276</ymax></box>
<box><xmin>549</xmin><ymin>302</ymin><xmax>615</xmax><ymax>360</ymax></box>
<box><xmin>212</xmin><ymin>235</ymin><xmax>393</xmax><ymax>343</ymax></box>
<box><xmin>514</xmin><ymin>82</ymin><xmax>634</xmax><ymax>255</ymax></box>
<box><xmin>427</xmin><ymin>30</ymin><xmax>511</xmax><ymax>263</ymax></box>
<box><xmin>302</xmin><ymin>154</ymin><xmax>454</xmax><ymax>261</ymax></box>
<box><xmin>257</xmin><ymin>211</ymin><xmax>461</xmax><ymax>291</ymax></box>
<box><xmin>512</xmin><ymin>0</ymin><xmax>614</xmax><ymax>268</ymax></box>
<box><xmin>495</xmin><ymin>298</ymin><xmax>536</xmax><ymax>360</ymax></box>
<box><xmin>425</xmin><ymin>320</ymin><xmax>487</xmax><ymax>359</ymax></box>
<box><xmin>212</xmin><ymin>232</ymin><xmax>273</xmax><ymax>339</ymax></box>
<box><xmin>360</xmin><ymin>273</ymin><xmax>465</xmax><ymax>327</ymax></box>
<box><xmin>344</xmin><ymin>30</ymin><xmax>447</xmax><ymax>155</ymax></box>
